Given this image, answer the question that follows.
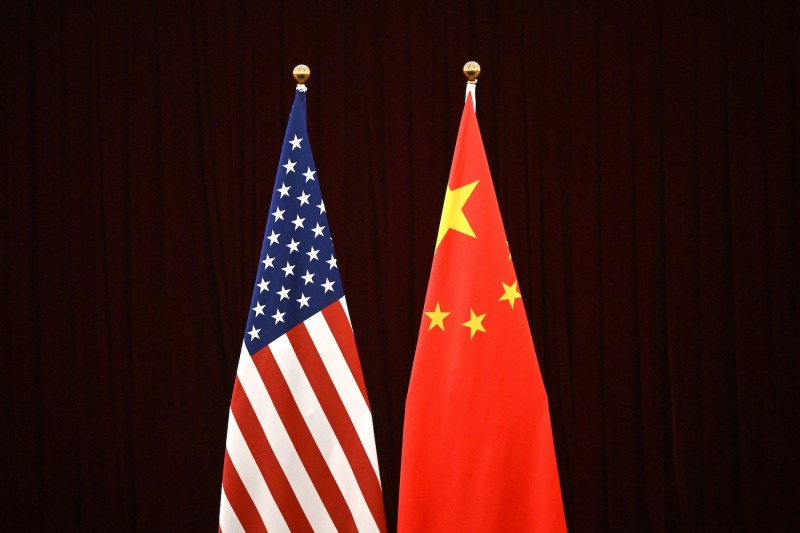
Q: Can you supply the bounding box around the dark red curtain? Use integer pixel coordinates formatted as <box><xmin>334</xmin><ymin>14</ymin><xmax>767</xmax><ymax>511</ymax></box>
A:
<box><xmin>2</xmin><ymin>0</ymin><xmax>798</xmax><ymax>531</ymax></box>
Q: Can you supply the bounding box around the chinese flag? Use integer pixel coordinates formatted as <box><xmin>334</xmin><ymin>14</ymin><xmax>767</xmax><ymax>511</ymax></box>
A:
<box><xmin>397</xmin><ymin>92</ymin><xmax>568</xmax><ymax>532</ymax></box>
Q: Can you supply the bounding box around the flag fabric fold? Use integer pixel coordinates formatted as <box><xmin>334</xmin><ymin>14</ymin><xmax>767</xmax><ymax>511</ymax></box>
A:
<box><xmin>219</xmin><ymin>89</ymin><xmax>387</xmax><ymax>533</ymax></box>
<box><xmin>397</xmin><ymin>92</ymin><xmax>568</xmax><ymax>532</ymax></box>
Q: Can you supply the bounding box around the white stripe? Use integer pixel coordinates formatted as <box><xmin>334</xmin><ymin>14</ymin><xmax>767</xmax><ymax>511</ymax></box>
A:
<box><xmin>237</xmin><ymin>344</ymin><xmax>337</xmax><ymax>532</ymax></box>
<box><xmin>270</xmin><ymin>333</ymin><xmax>380</xmax><ymax>533</ymax></box>
<box><xmin>304</xmin><ymin>313</ymin><xmax>382</xmax><ymax>478</ymax></box>
<box><xmin>218</xmin><ymin>486</ymin><xmax>246</xmax><ymax>533</ymax></box>
<box><xmin>340</xmin><ymin>296</ymin><xmax>352</xmax><ymax>327</ymax></box>
<box><xmin>225</xmin><ymin>409</ymin><xmax>289</xmax><ymax>533</ymax></box>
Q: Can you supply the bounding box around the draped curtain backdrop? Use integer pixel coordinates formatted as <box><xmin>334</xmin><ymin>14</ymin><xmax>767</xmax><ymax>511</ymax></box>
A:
<box><xmin>2</xmin><ymin>0</ymin><xmax>798</xmax><ymax>531</ymax></box>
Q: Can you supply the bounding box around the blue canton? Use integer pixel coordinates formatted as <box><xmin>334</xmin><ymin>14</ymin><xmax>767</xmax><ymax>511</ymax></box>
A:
<box><xmin>244</xmin><ymin>91</ymin><xmax>345</xmax><ymax>353</ymax></box>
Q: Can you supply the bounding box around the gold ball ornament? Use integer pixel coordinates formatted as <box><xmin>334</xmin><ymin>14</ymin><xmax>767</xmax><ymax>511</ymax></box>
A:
<box><xmin>293</xmin><ymin>64</ymin><xmax>311</xmax><ymax>84</ymax></box>
<box><xmin>463</xmin><ymin>61</ymin><xmax>481</xmax><ymax>82</ymax></box>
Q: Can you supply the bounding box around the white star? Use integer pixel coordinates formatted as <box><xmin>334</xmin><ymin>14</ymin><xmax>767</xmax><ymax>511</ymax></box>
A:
<box><xmin>262</xmin><ymin>254</ymin><xmax>274</xmax><ymax>269</ymax></box>
<box><xmin>312</xmin><ymin>223</ymin><xmax>325</xmax><ymax>238</ymax></box>
<box><xmin>317</xmin><ymin>200</ymin><xmax>326</xmax><ymax>214</ymax></box>
<box><xmin>257</xmin><ymin>278</ymin><xmax>270</xmax><ymax>293</ymax></box>
<box><xmin>283</xmin><ymin>158</ymin><xmax>297</xmax><ymax>173</ymax></box>
<box><xmin>281</xmin><ymin>262</ymin><xmax>295</xmax><ymax>277</ymax></box>
<box><xmin>277</xmin><ymin>183</ymin><xmax>291</xmax><ymax>197</ymax></box>
<box><xmin>289</xmin><ymin>134</ymin><xmax>303</xmax><ymax>150</ymax></box>
<box><xmin>327</xmin><ymin>255</ymin><xmax>338</xmax><ymax>269</ymax></box>
<box><xmin>297</xmin><ymin>293</ymin><xmax>310</xmax><ymax>309</ymax></box>
<box><xmin>286</xmin><ymin>238</ymin><xmax>300</xmax><ymax>253</ymax></box>
<box><xmin>291</xmin><ymin>215</ymin><xmax>306</xmax><ymax>230</ymax></box>
<box><xmin>267</xmin><ymin>230</ymin><xmax>280</xmax><ymax>245</ymax></box>
<box><xmin>252</xmin><ymin>302</ymin><xmax>266</xmax><ymax>316</ymax></box>
<box><xmin>306</xmin><ymin>246</ymin><xmax>320</xmax><ymax>261</ymax></box>
<box><xmin>247</xmin><ymin>325</ymin><xmax>261</xmax><ymax>340</ymax></box>
<box><xmin>277</xmin><ymin>285</ymin><xmax>290</xmax><ymax>300</ymax></box>
<box><xmin>271</xmin><ymin>309</ymin><xmax>285</xmax><ymax>324</ymax></box>
<box><xmin>301</xmin><ymin>270</ymin><xmax>315</xmax><ymax>285</ymax></box>
<box><xmin>272</xmin><ymin>207</ymin><xmax>285</xmax><ymax>221</ymax></box>
<box><xmin>297</xmin><ymin>191</ymin><xmax>311</xmax><ymax>206</ymax></box>
<box><xmin>321</xmin><ymin>278</ymin><xmax>335</xmax><ymax>293</ymax></box>
<box><xmin>303</xmin><ymin>167</ymin><xmax>316</xmax><ymax>182</ymax></box>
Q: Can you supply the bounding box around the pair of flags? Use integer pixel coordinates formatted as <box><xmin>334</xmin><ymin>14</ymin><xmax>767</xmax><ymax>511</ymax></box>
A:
<box><xmin>218</xmin><ymin>77</ymin><xmax>567</xmax><ymax>532</ymax></box>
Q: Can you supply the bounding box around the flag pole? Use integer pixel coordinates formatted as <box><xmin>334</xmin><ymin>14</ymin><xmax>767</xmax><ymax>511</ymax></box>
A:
<box><xmin>293</xmin><ymin>63</ymin><xmax>310</xmax><ymax>92</ymax></box>
<box><xmin>463</xmin><ymin>60</ymin><xmax>481</xmax><ymax>111</ymax></box>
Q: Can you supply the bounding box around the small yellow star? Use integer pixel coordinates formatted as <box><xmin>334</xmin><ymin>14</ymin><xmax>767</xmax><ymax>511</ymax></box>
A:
<box><xmin>436</xmin><ymin>180</ymin><xmax>480</xmax><ymax>249</ymax></box>
<box><xmin>425</xmin><ymin>302</ymin><xmax>450</xmax><ymax>331</ymax></box>
<box><xmin>499</xmin><ymin>280</ymin><xmax>522</xmax><ymax>309</ymax></box>
<box><xmin>461</xmin><ymin>308</ymin><xmax>487</xmax><ymax>339</ymax></box>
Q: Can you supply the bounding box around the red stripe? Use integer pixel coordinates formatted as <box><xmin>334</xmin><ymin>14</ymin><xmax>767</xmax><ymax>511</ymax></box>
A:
<box><xmin>322</xmin><ymin>301</ymin><xmax>370</xmax><ymax>408</ymax></box>
<box><xmin>287</xmin><ymin>324</ymin><xmax>388</xmax><ymax>533</ymax></box>
<box><xmin>229</xmin><ymin>376</ymin><xmax>312</xmax><ymax>532</ymax></box>
<box><xmin>221</xmin><ymin>450</ymin><xmax>267</xmax><ymax>533</ymax></box>
<box><xmin>251</xmin><ymin>346</ymin><xmax>359</xmax><ymax>532</ymax></box>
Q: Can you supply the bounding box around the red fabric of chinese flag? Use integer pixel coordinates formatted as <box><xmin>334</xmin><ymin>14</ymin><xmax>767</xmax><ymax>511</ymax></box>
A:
<box><xmin>398</xmin><ymin>93</ymin><xmax>568</xmax><ymax>532</ymax></box>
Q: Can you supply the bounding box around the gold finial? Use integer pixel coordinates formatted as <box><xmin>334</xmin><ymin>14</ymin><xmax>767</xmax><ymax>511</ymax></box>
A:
<box><xmin>293</xmin><ymin>64</ymin><xmax>311</xmax><ymax>85</ymax></box>
<box><xmin>463</xmin><ymin>61</ymin><xmax>481</xmax><ymax>84</ymax></box>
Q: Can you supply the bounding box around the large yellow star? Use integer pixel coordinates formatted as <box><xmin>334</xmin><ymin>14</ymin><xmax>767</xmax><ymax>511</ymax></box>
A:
<box><xmin>424</xmin><ymin>302</ymin><xmax>450</xmax><ymax>331</ymax></box>
<box><xmin>499</xmin><ymin>280</ymin><xmax>522</xmax><ymax>309</ymax></box>
<box><xmin>435</xmin><ymin>180</ymin><xmax>480</xmax><ymax>249</ymax></box>
<box><xmin>461</xmin><ymin>308</ymin><xmax>487</xmax><ymax>339</ymax></box>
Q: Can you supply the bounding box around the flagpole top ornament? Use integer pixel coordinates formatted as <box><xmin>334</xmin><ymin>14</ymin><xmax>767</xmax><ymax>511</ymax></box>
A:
<box><xmin>463</xmin><ymin>61</ymin><xmax>480</xmax><ymax>84</ymax></box>
<box><xmin>293</xmin><ymin>64</ymin><xmax>311</xmax><ymax>86</ymax></box>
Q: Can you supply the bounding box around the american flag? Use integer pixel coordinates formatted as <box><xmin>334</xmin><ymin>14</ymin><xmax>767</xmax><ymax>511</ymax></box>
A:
<box><xmin>219</xmin><ymin>87</ymin><xmax>387</xmax><ymax>533</ymax></box>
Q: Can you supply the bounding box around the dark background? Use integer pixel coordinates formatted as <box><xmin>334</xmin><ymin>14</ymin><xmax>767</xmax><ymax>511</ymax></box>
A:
<box><xmin>2</xmin><ymin>0</ymin><xmax>798</xmax><ymax>531</ymax></box>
